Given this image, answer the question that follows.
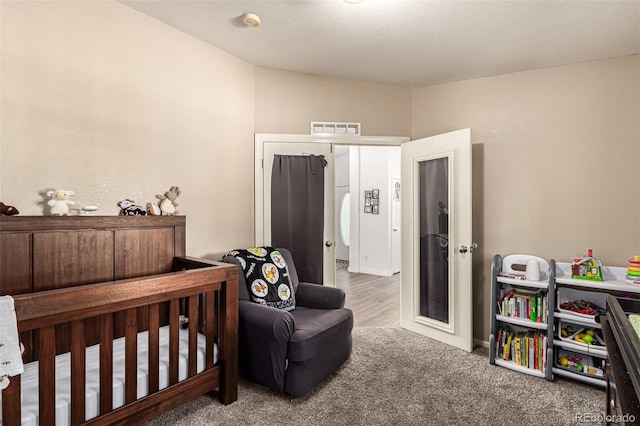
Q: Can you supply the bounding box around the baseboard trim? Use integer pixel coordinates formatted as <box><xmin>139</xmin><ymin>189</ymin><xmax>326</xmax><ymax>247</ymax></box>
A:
<box><xmin>358</xmin><ymin>267</ymin><xmax>393</xmax><ymax>277</ymax></box>
<box><xmin>474</xmin><ymin>338</ymin><xmax>490</xmax><ymax>349</ymax></box>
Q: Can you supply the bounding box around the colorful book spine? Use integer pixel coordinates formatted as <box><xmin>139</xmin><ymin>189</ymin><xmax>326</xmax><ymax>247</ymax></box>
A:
<box><xmin>499</xmin><ymin>290</ymin><xmax>547</xmax><ymax>323</ymax></box>
<box><xmin>495</xmin><ymin>328</ymin><xmax>546</xmax><ymax>372</ymax></box>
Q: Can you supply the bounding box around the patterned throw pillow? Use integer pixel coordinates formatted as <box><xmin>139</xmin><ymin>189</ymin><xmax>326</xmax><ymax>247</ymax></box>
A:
<box><xmin>226</xmin><ymin>247</ymin><xmax>296</xmax><ymax>311</ymax></box>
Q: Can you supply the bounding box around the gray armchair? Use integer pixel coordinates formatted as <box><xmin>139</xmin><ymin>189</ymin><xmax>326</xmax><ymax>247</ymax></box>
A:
<box><xmin>222</xmin><ymin>248</ymin><xmax>353</xmax><ymax>397</ymax></box>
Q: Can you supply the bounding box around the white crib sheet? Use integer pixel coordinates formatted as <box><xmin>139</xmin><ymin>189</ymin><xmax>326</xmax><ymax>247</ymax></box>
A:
<box><xmin>0</xmin><ymin>326</ymin><xmax>218</xmax><ymax>425</ymax></box>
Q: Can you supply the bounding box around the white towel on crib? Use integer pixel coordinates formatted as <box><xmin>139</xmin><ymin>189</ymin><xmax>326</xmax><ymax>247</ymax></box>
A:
<box><xmin>0</xmin><ymin>295</ymin><xmax>24</xmax><ymax>390</ymax></box>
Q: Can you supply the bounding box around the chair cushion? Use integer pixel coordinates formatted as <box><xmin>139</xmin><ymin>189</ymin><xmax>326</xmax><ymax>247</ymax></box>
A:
<box><xmin>287</xmin><ymin>307</ymin><xmax>353</xmax><ymax>362</ymax></box>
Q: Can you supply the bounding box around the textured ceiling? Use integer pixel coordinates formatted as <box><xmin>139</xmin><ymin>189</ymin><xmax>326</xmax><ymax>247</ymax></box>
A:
<box><xmin>121</xmin><ymin>0</ymin><xmax>640</xmax><ymax>87</ymax></box>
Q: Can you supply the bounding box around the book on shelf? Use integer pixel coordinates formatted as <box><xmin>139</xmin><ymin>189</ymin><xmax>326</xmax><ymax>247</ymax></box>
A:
<box><xmin>497</xmin><ymin>289</ymin><xmax>546</xmax><ymax>323</ymax></box>
<box><xmin>495</xmin><ymin>328</ymin><xmax>546</xmax><ymax>372</ymax></box>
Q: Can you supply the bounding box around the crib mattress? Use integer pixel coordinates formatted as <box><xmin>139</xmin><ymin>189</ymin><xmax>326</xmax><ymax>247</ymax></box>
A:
<box><xmin>0</xmin><ymin>326</ymin><xmax>218</xmax><ymax>425</ymax></box>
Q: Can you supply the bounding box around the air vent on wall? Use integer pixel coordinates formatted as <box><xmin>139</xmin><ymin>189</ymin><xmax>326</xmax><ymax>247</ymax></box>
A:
<box><xmin>311</xmin><ymin>122</ymin><xmax>361</xmax><ymax>136</ymax></box>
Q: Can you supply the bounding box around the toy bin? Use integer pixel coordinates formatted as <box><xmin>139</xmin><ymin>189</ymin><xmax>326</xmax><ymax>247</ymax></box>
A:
<box><xmin>558</xmin><ymin>319</ymin><xmax>605</xmax><ymax>348</ymax></box>
<box><xmin>557</xmin><ymin>287</ymin><xmax>607</xmax><ymax>320</ymax></box>
<box><xmin>555</xmin><ymin>348</ymin><xmax>605</xmax><ymax>378</ymax></box>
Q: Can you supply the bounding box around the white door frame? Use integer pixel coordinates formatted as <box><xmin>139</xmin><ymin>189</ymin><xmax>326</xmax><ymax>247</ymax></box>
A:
<box><xmin>391</xmin><ymin>175</ymin><xmax>401</xmax><ymax>274</ymax></box>
<box><xmin>254</xmin><ymin>134</ymin><xmax>409</xmax><ymax>285</ymax></box>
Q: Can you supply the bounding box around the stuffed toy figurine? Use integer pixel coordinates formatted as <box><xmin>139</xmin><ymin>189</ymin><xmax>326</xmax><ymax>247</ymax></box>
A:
<box><xmin>0</xmin><ymin>202</ymin><xmax>19</xmax><ymax>216</ymax></box>
<box><xmin>46</xmin><ymin>189</ymin><xmax>75</xmax><ymax>216</ymax></box>
<box><xmin>147</xmin><ymin>202</ymin><xmax>161</xmax><ymax>216</ymax></box>
<box><xmin>118</xmin><ymin>199</ymin><xmax>147</xmax><ymax>216</ymax></box>
<box><xmin>156</xmin><ymin>186</ymin><xmax>181</xmax><ymax>216</ymax></box>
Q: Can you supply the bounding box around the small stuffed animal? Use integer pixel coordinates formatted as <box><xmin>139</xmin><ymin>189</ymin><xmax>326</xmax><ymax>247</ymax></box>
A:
<box><xmin>0</xmin><ymin>202</ymin><xmax>19</xmax><ymax>216</ymax></box>
<box><xmin>46</xmin><ymin>189</ymin><xmax>75</xmax><ymax>216</ymax></box>
<box><xmin>118</xmin><ymin>199</ymin><xmax>147</xmax><ymax>216</ymax></box>
<box><xmin>156</xmin><ymin>186</ymin><xmax>181</xmax><ymax>216</ymax></box>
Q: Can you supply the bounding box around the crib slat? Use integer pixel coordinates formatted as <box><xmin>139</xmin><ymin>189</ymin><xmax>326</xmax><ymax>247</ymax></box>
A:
<box><xmin>71</xmin><ymin>320</ymin><xmax>86</xmax><ymax>425</ymax></box>
<box><xmin>124</xmin><ymin>308</ymin><xmax>137</xmax><ymax>404</ymax></box>
<box><xmin>206</xmin><ymin>291</ymin><xmax>215</xmax><ymax>369</ymax></box>
<box><xmin>169</xmin><ymin>299</ymin><xmax>179</xmax><ymax>385</ymax></box>
<box><xmin>2</xmin><ymin>374</ymin><xmax>21</xmax><ymax>426</ymax></box>
<box><xmin>214</xmin><ymin>291</ymin><xmax>219</xmax><ymax>343</ymax></box>
<box><xmin>188</xmin><ymin>295</ymin><xmax>198</xmax><ymax>377</ymax></box>
<box><xmin>148</xmin><ymin>303</ymin><xmax>160</xmax><ymax>394</ymax></box>
<box><xmin>38</xmin><ymin>326</ymin><xmax>56</xmax><ymax>424</ymax></box>
<box><xmin>100</xmin><ymin>313</ymin><xmax>114</xmax><ymax>415</ymax></box>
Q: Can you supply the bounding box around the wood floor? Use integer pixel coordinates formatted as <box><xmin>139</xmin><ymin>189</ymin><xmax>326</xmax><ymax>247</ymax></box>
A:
<box><xmin>335</xmin><ymin>268</ymin><xmax>400</xmax><ymax>328</ymax></box>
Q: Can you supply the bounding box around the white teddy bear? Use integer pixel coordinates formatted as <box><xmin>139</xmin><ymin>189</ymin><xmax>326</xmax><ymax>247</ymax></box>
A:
<box><xmin>47</xmin><ymin>189</ymin><xmax>75</xmax><ymax>216</ymax></box>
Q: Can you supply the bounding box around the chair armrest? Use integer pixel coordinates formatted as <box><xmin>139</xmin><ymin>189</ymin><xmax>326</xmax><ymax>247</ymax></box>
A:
<box><xmin>238</xmin><ymin>300</ymin><xmax>295</xmax><ymax>393</ymax></box>
<box><xmin>295</xmin><ymin>282</ymin><xmax>346</xmax><ymax>309</ymax></box>
<box><xmin>239</xmin><ymin>300</ymin><xmax>296</xmax><ymax>338</ymax></box>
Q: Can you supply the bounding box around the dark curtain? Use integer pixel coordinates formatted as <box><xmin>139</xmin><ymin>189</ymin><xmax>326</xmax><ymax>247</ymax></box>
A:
<box><xmin>271</xmin><ymin>154</ymin><xmax>327</xmax><ymax>284</ymax></box>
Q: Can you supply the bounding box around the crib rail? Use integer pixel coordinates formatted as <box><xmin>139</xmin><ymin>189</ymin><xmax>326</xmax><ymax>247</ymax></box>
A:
<box><xmin>1</xmin><ymin>259</ymin><xmax>238</xmax><ymax>425</ymax></box>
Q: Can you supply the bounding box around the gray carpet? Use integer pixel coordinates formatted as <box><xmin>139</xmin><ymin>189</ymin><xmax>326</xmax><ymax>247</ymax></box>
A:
<box><xmin>146</xmin><ymin>327</ymin><xmax>604</xmax><ymax>425</ymax></box>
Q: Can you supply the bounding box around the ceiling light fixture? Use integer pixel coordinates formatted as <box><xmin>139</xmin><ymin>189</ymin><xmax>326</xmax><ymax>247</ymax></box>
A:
<box><xmin>344</xmin><ymin>0</ymin><xmax>364</xmax><ymax>3</ymax></box>
<box><xmin>242</xmin><ymin>12</ymin><xmax>261</xmax><ymax>28</ymax></box>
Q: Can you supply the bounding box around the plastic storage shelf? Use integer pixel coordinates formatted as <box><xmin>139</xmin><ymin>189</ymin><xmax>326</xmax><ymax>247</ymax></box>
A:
<box><xmin>552</xmin><ymin>261</ymin><xmax>640</xmax><ymax>387</ymax></box>
<box><xmin>489</xmin><ymin>254</ymin><xmax>554</xmax><ymax>381</ymax></box>
<box><xmin>491</xmin><ymin>255</ymin><xmax>640</xmax><ymax>386</ymax></box>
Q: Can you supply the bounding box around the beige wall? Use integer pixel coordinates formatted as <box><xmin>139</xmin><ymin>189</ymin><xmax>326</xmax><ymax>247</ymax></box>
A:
<box><xmin>254</xmin><ymin>67</ymin><xmax>411</xmax><ymax>136</ymax></box>
<box><xmin>412</xmin><ymin>55</ymin><xmax>640</xmax><ymax>342</ymax></box>
<box><xmin>1</xmin><ymin>1</ymin><xmax>256</xmax><ymax>258</ymax></box>
<box><xmin>3</xmin><ymin>1</ymin><xmax>638</xmax><ymax>344</ymax></box>
<box><xmin>1</xmin><ymin>2</ymin><xmax>413</xmax><ymax>261</ymax></box>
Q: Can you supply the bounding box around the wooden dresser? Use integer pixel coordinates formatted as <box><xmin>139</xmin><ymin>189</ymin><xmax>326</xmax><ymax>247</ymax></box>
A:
<box><xmin>0</xmin><ymin>215</ymin><xmax>185</xmax><ymax>295</ymax></box>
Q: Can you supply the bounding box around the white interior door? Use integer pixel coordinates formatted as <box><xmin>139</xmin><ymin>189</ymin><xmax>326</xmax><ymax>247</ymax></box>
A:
<box><xmin>400</xmin><ymin>128</ymin><xmax>474</xmax><ymax>352</ymax></box>
<box><xmin>259</xmin><ymin>141</ymin><xmax>335</xmax><ymax>287</ymax></box>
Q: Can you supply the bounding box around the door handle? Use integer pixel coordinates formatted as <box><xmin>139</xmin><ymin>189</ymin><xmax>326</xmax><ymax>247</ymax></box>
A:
<box><xmin>459</xmin><ymin>243</ymin><xmax>478</xmax><ymax>254</ymax></box>
<box><xmin>325</xmin><ymin>240</ymin><xmax>333</xmax><ymax>247</ymax></box>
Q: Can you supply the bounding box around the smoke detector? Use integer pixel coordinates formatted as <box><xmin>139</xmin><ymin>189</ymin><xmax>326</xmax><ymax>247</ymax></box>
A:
<box><xmin>242</xmin><ymin>12</ymin><xmax>261</xmax><ymax>28</ymax></box>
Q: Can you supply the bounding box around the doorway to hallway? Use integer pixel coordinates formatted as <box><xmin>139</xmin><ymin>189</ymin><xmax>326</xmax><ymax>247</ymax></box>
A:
<box><xmin>334</xmin><ymin>144</ymin><xmax>401</xmax><ymax>328</ymax></box>
<box><xmin>335</xmin><ymin>268</ymin><xmax>400</xmax><ymax>328</ymax></box>
<box><xmin>334</xmin><ymin>145</ymin><xmax>401</xmax><ymax>277</ymax></box>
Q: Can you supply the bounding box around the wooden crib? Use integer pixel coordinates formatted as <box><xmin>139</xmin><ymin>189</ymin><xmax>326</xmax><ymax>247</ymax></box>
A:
<box><xmin>0</xmin><ymin>216</ymin><xmax>238</xmax><ymax>425</ymax></box>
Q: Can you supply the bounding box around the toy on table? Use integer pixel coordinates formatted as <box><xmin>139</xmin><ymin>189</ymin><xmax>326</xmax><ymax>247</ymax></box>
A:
<box><xmin>156</xmin><ymin>186</ymin><xmax>181</xmax><ymax>216</ymax></box>
<box><xmin>0</xmin><ymin>202</ymin><xmax>19</xmax><ymax>216</ymax></box>
<box><xmin>118</xmin><ymin>199</ymin><xmax>147</xmax><ymax>216</ymax></box>
<box><xmin>46</xmin><ymin>189</ymin><xmax>75</xmax><ymax>216</ymax></box>
<box><xmin>625</xmin><ymin>255</ymin><xmax>640</xmax><ymax>285</ymax></box>
<box><xmin>147</xmin><ymin>202</ymin><xmax>161</xmax><ymax>215</ymax></box>
<box><xmin>571</xmin><ymin>249</ymin><xmax>603</xmax><ymax>282</ymax></box>
<box><xmin>80</xmin><ymin>205</ymin><xmax>98</xmax><ymax>215</ymax></box>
